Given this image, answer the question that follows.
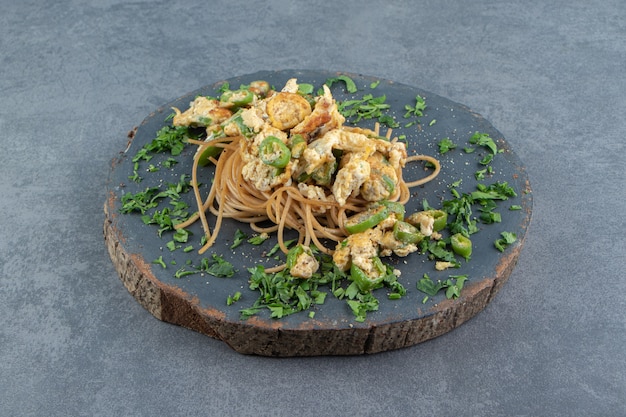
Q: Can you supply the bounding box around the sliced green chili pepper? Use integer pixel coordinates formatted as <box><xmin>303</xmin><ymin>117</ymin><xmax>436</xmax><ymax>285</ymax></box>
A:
<box><xmin>345</xmin><ymin>205</ymin><xmax>389</xmax><ymax>234</ymax></box>
<box><xmin>296</xmin><ymin>170</ymin><xmax>311</xmax><ymax>182</ymax></box>
<box><xmin>426</xmin><ymin>209</ymin><xmax>448</xmax><ymax>232</ymax></box>
<box><xmin>248</xmin><ymin>80</ymin><xmax>271</xmax><ymax>98</ymax></box>
<box><xmin>195</xmin><ymin>116</ymin><xmax>213</xmax><ymax>126</ymax></box>
<box><xmin>220</xmin><ymin>88</ymin><xmax>254</xmax><ymax>108</ymax></box>
<box><xmin>406</xmin><ymin>209</ymin><xmax>448</xmax><ymax>233</ymax></box>
<box><xmin>393</xmin><ymin>221</ymin><xmax>425</xmax><ymax>244</ymax></box>
<box><xmin>451</xmin><ymin>233</ymin><xmax>472</xmax><ymax>260</ymax></box>
<box><xmin>286</xmin><ymin>244</ymin><xmax>307</xmax><ymax>270</ymax></box>
<box><xmin>259</xmin><ymin>136</ymin><xmax>291</xmax><ymax>168</ymax></box>
<box><xmin>350</xmin><ymin>260</ymin><xmax>385</xmax><ymax>292</ymax></box>
<box><xmin>381</xmin><ymin>174</ymin><xmax>396</xmax><ymax>194</ymax></box>
<box><xmin>311</xmin><ymin>161</ymin><xmax>337</xmax><ymax>186</ymax></box>
<box><xmin>290</xmin><ymin>134</ymin><xmax>307</xmax><ymax>158</ymax></box>
<box><xmin>196</xmin><ymin>143</ymin><xmax>225</xmax><ymax>167</ymax></box>
<box><xmin>381</xmin><ymin>200</ymin><xmax>405</xmax><ymax>220</ymax></box>
<box><xmin>223</xmin><ymin>110</ymin><xmax>254</xmax><ymax>138</ymax></box>
<box><xmin>197</xmin><ymin>109</ymin><xmax>255</xmax><ymax>166</ymax></box>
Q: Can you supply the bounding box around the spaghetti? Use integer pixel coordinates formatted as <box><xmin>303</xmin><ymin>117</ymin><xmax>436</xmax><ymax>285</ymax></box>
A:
<box><xmin>173</xmin><ymin>79</ymin><xmax>441</xmax><ymax>271</ymax></box>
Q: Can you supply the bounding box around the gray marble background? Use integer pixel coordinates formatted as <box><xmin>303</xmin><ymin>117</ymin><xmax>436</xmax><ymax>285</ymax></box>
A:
<box><xmin>1</xmin><ymin>1</ymin><xmax>624</xmax><ymax>416</ymax></box>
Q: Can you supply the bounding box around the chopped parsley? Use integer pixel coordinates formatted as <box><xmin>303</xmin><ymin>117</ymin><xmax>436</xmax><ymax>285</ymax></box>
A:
<box><xmin>338</xmin><ymin>94</ymin><xmax>396</xmax><ymax>127</ymax></box>
<box><xmin>132</xmin><ymin>125</ymin><xmax>193</xmax><ymax>163</ymax></box>
<box><xmin>120</xmin><ymin>174</ymin><xmax>192</xmax><ymax>216</ymax></box>
<box><xmin>467</xmin><ymin>132</ymin><xmax>500</xmax><ymax>177</ymax></box>
<box><xmin>417</xmin><ymin>273</ymin><xmax>468</xmax><ymax>300</ymax></box>
<box><xmin>152</xmin><ymin>256</ymin><xmax>167</xmax><ymax>269</ymax></box>
<box><xmin>239</xmin><ymin>253</ymin><xmax>405</xmax><ymax>322</ymax></box>
<box><xmin>443</xmin><ymin>180</ymin><xmax>516</xmax><ymax>237</ymax></box>
<box><xmin>227</xmin><ymin>291</ymin><xmax>242</xmax><ymax>306</ymax></box>
<box><xmin>438</xmin><ymin>137</ymin><xmax>457</xmax><ymax>154</ymax></box>
<box><xmin>174</xmin><ymin>254</ymin><xmax>236</xmax><ymax>278</ymax></box>
<box><xmin>469</xmin><ymin>131</ymin><xmax>498</xmax><ymax>155</ymax></box>
<box><xmin>404</xmin><ymin>94</ymin><xmax>427</xmax><ymax>119</ymax></box>
<box><xmin>231</xmin><ymin>229</ymin><xmax>247</xmax><ymax>249</ymax></box>
<box><xmin>495</xmin><ymin>231</ymin><xmax>517</xmax><ymax>252</ymax></box>
<box><xmin>474</xmin><ymin>166</ymin><xmax>494</xmax><ymax>181</ymax></box>
<box><xmin>325</xmin><ymin>75</ymin><xmax>358</xmax><ymax>93</ymax></box>
<box><xmin>346</xmin><ymin>293</ymin><xmax>379</xmax><ymax>323</ymax></box>
<box><xmin>248</xmin><ymin>233</ymin><xmax>270</xmax><ymax>245</ymax></box>
<box><xmin>240</xmin><ymin>264</ymin><xmax>331</xmax><ymax>319</ymax></box>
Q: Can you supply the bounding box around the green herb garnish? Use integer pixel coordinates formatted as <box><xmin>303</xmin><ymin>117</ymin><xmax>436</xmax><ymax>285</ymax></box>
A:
<box><xmin>325</xmin><ymin>75</ymin><xmax>358</xmax><ymax>93</ymax></box>
<box><xmin>469</xmin><ymin>131</ymin><xmax>498</xmax><ymax>155</ymax></box>
<box><xmin>338</xmin><ymin>94</ymin><xmax>393</xmax><ymax>126</ymax></box>
<box><xmin>346</xmin><ymin>293</ymin><xmax>379</xmax><ymax>322</ymax></box>
<box><xmin>495</xmin><ymin>232</ymin><xmax>517</xmax><ymax>252</ymax></box>
<box><xmin>227</xmin><ymin>291</ymin><xmax>242</xmax><ymax>306</ymax></box>
<box><xmin>203</xmin><ymin>254</ymin><xmax>236</xmax><ymax>277</ymax></box>
<box><xmin>152</xmin><ymin>256</ymin><xmax>167</xmax><ymax>269</ymax></box>
<box><xmin>404</xmin><ymin>94</ymin><xmax>427</xmax><ymax>119</ymax></box>
<box><xmin>417</xmin><ymin>273</ymin><xmax>468</xmax><ymax>300</ymax></box>
<box><xmin>231</xmin><ymin>229</ymin><xmax>247</xmax><ymax>249</ymax></box>
<box><xmin>175</xmin><ymin>254</ymin><xmax>236</xmax><ymax>279</ymax></box>
<box><xmin>248</xmin><ymin>233</ymin><xmax>270</xmax><ymax>245</ymax></box>
<box><xmin>438</xmin><ymin>137</ymin><xmax>457</xmax><ymax>154</ymax></box>
<box><xmin>240</xmin><ymin>264</ymin><xmax>330</xmax><ymax>319</ymax></box>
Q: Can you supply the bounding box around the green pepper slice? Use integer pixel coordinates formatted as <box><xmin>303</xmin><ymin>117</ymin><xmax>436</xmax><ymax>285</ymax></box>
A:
<box><xmin>196</xmin><ymin>143</ymin><xmax>225</xmax><ymax>167</ymax></box>
<box><xmin>222</xmin><ymin>109</ymin><xmax>254</xmax><ymax>138</ymax></box>
<box><xmin>248</xmin><ymin>80</ymin><xmax>271</xmax><ymax>98</ymax></box>
<box><xmin>381</xmin><ymin>174</ymin><xmax>396</xmax><ymax>194</ymax></box>
<box><xmin>426</xmin><ymin>209</ymin><xmax>448</xmax><ymax>232</ymax></box>
<box><xmin>345</xmin><ymin>205</ymin><xmax>389</xmax><ymax>234</ymax></box>
<box><xmin>296</xmin><ymin>171</ymin><xmax>311</xmax><ymax>182</ymax></box>
<box><xmin>450</xmin><ymin>233</ymin><xmax>472</xmax><ymax>260</ymax></box>
<box><xmin>259</xmin><ymin>136</ymin><xmax>291</xmax><ymax>168</ymax></box>
<box><xmin>311</xmin><ymin>160</ymin><xmax>337</xmax><ymax>186</ymax></box>
<box><xmin>381</xmin><ymin>200</ymin><xmax>405</xmax><ymax>220</ymax></box>
<box><xmin>290</xmin><ymin>134</ymin><xmax>307</xmax><ymax>158</ymax></box>
<box><xmin>286</xmin><ymin>244</ymin><xmax>307</xmax><ymax>270</ymax></box>
<box><xmin>393</xmin><ymin>221</ymin><xmax>425</xmax><ymax>244</ymax></box>
<box><xmin>219</xmin><ymin>88</ymin><xmax>254</xmax><ymax>108</ymax></box>
<box><xmin>197</xmin><ymin>109</ymin><xmax>255</xmax><ymax>166</ymax></box>
<box><xmin>350</xmin><ymin>260</ymin><xmax>385</xmax><ymax>292</ymax></box>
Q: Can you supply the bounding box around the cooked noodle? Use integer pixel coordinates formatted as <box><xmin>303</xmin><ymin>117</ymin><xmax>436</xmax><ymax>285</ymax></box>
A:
<box><xmin>175</xmin><ymin>125</ymin><xmax>441</xmax><ymax>257</ymax></box>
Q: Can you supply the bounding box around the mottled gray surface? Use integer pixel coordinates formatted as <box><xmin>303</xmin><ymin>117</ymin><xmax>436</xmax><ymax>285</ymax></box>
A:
<box><xmin>1</xmin><ymin>0</ymin><xmax>624</xmax><ymax>416</ymax></box>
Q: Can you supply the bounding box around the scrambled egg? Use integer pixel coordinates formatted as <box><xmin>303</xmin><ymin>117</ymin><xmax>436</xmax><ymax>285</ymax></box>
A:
<box><xmin>360</xmin><ymin>152</ymin><xmax>399</xmax><ymax>202</ymax></box>
<box><xmin>291</xmin><ymin>85</ymin><xmax>345</xmax><ymax>137</ymax></box>
<box><xmin>290</xmin><ymin>250</ymin><xmax>319</xmax><ymax>279</ymax></box>
<box><xmin>406</xmin><ymin>211</ymin><xmax>435</xmax><ymax>237</ymax></box>
<box><xmin>228</xmin><ymin>78</ymin><xmax>408</xmax><ymax>211</ymax></box>
<box><xmin>181</xmin><ymin>78</ymin><xmax>420</xmax><ymax>279</ymax></box>
<box><xmin>266</xmin><ymin>92</ymin><xmax>312</xmax><ymax>130</ymax></box>
<box><xmin>333</xmin><ymin>228</ymin><xmax>382</xmax><ymax>274</ymax></box>
<box><xmin>332</xmin><ymin>153</ymin><xmax>371</xmax><ymax>206</ymax></box>
<box><xmin>171</xmin><ymin>96</ymin><xmax>232</xmax><ymax>131</ymax></box>
<box><xmin>333</xmin><ymin>213</ymin><xmax>420</xmax><ymax>275</ymax></box>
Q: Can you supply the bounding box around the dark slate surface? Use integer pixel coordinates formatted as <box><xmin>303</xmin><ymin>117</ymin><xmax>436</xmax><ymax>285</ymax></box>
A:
<box><xmin>1</xmin><ymin>0</ymin><xmax>624</xmax><ymax>415</ymax></box>
<box><xmin>105</xmin><ymin>70</ymin><xmax>532</xmax><ymax>354</ymax></box>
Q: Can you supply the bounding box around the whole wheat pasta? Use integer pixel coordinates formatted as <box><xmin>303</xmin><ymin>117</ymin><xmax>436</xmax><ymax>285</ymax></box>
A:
<box><xmin>176</xmin><ymin>134</ymin><xmax>441</xmax><ymax>256</ymax></box>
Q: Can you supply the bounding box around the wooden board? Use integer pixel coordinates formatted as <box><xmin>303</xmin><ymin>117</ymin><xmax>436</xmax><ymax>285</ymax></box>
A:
<box><xmin>104</xmin><ymin>70</ymin><xmax>532</xmax><ymax>356</ymax></box>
